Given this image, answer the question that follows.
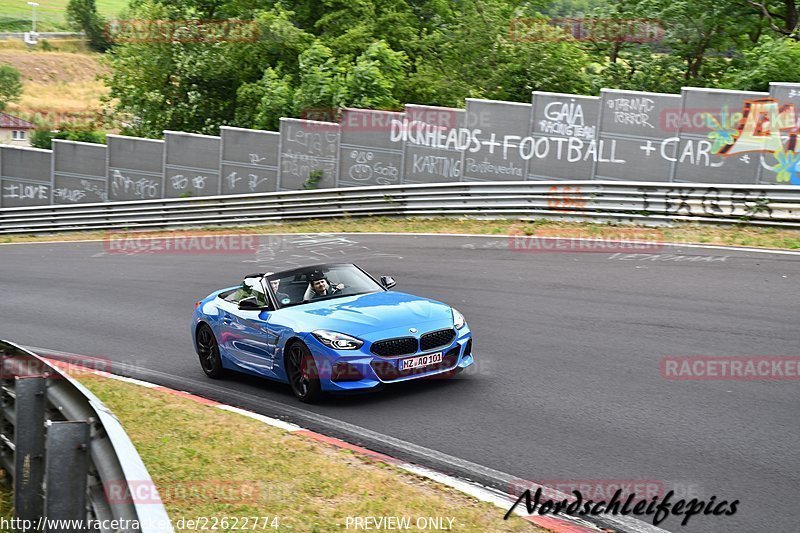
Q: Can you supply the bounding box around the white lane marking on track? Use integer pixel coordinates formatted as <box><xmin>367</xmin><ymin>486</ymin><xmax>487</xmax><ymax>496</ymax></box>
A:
<box><xmin>93</xmin><ymin>372</ymin><xmax>161</xmax><ymax>388</ymax></box>
<box><xmin>216</xmin><ymin>404</ymin><xmax>303</xmax><ymax>432</ymax></box>
<box><xmin>29</xmin><ymin>344</ymin><xmax>668</xmax><ymax>533</ymax></box>
<box><xmin>396</xmin><ymin>463</ymin><xmax>611</xmax><ymax>531</ymax></box>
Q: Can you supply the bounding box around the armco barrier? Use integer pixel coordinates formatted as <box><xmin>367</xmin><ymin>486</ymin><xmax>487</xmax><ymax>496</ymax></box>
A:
<box><xmin>0</xmin><ymin>340</ymin><xmax>172</xmax><ymax>531</ymax></box>
<box><xmin>0</xmin><ymin>32</ymin><xmax>85</xmax><ymax>40</ymax></box>
<box><xmin>0</xmin><ymin>181</ymin><xmax>798</xmax><ymax>234</ymax></box>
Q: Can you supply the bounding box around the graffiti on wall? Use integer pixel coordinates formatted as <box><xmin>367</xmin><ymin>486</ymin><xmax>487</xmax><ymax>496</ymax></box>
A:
<box><xmin>706</xmin><ymin>98</ymin><xmax>800</xmax><ymax>184</ymax></box>
<box><xmin>6</xmin><ymin>90</ymin><xmax>800</xmax><ymax>209</ymax></box>
<box><xmin>638</xmin><ymin>186</ymin><xmax>773</xmax><ymax>218</ymax></box>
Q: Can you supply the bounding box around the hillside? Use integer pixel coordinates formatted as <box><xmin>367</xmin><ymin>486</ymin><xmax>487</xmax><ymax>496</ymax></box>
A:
<box><xmin>0</xmin><ymin>0</ymin><xmax>128</xmax><ymax>32</ymax></box>
<box><xmin>0</xmin><ymin>46</ymin><xmax>109</xmax><ymax>129</ymax></box>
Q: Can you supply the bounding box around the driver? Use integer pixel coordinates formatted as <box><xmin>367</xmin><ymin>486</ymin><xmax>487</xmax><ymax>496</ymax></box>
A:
<box><xmin>308</xmin><ymin>270</ymin><xmax>344</xmax><ymax>299</ymax></box>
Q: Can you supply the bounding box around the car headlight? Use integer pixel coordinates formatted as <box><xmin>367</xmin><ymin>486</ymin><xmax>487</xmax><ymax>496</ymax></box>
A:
<box><xmin>311</xmin><ymin>330</ymin><xmax>364</xmax><ymax>350</ymax></box>
<box><xmin>452</xmin><ymin>308</ymin><xmax>466</xmax><ymax>330</ymax></box>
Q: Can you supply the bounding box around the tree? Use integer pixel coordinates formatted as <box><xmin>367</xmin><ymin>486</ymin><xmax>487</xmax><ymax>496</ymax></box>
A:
<box><xmin>592</xmin><ymin>50</ymin><xmax>687</xmax><ymax>93</ymax></box>
<box><xmin>403</xmin><ymin>0</ymin><xmax>592</xmax><ymax>105</ymax></box>
<box><xmin>105</xmin><ymin>1</ymin><xmax>249</xmax><ymax>136</ymax></box>
<box><xmin>743</xmin><ymin>0</ymin><xmax>799</xmax><ymax>38</ymax></box>
<box><xmin>721</xmin><ymin>36</ymin><xmax>800</xmax><ymax>90</ymax></box>
<box><xmin>226</xmin><ymin>6</ymin><xmax>315</xmax><ymax>87</ymax></box>
<box><xmin>114</xmin><ymin>0</ymin><xmax>799</xmax><ymax>136</ymax></box>
<box><xmin>344</xmin><ymin>41</ymin><xmax>408</xmax><ymax>109</ymax></box>
<box><xmin>583</xmin><ymin>0</ymin><xmax>646</xmax><ymax>64</ymax></box>
<box><xmin>293</xmin><ymin>42</ymin><xmax>348</xmax><ymax>113</ymax></box>
<box><xmin>233</xmin><ymin>39</ymin><xmax>408</xmax><ymax>130</ymax></box>
<box><xmin>67</xmin><ymin>0</ymin><xmax>112</xmax><ymax>52</ymax></box>
<box><xmin>236</xmin><ymin>68</ymin><xmax>295</xmax><ymax>131</ymax></box>
<box><xmin>106</xmin><ymin>2</ymin><xmax>323</xmax><ymax>137</ymax></box>
<box><xmin>483</xmin><ymin>33</ymin><xmax>594</xmax><ymax>101</ymax></box>
<box><xmin>636</xmin><ymin>0</ymin><xmax>753</xmax><ymax>83</ymax></box>
<box><xmin>0</xmin><ymin>65</ymin><xmax>22</xmax><ymax>112</ymax></box>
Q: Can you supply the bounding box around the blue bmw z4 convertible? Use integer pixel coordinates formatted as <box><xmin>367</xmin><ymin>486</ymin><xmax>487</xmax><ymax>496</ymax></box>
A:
<box><xmin>191</xmin><ymin>263</ymin><xmax>474</xmax><ymax>402</ymax></box>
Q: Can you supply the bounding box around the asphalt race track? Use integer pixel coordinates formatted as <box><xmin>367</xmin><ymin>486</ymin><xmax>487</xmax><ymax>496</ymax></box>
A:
<box><xmin>1</xmin><ymin>233</ymin><xmax>798</xmax><ymax>533</ymax></box>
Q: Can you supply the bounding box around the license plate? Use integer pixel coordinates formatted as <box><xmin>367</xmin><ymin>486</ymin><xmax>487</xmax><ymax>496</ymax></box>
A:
<box><xmin>399</xmin><ymin>352</ymin><xmax>443</xmax><ymax>371</ymax></box>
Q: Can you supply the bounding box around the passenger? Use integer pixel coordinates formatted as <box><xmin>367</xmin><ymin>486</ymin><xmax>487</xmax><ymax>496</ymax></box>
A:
<box><xmin>265</xmin><ymin>272</ymin><xmax>291</xmax><ymax>304</ymax></box>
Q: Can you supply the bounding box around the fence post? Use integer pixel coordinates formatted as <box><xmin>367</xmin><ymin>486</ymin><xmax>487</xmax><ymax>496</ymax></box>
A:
<box><xmin>44</xmin><ymin>420</ymin><xmax>90</xmax><ymax>524</ymax></box>
<box><xmin>13</xmin><ymin>376</ymin><xmax>46</xmax><ymax>522</ymax></box>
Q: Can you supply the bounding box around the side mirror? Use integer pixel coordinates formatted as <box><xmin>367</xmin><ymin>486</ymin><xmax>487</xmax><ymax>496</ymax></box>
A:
<box><xmin>238</xmin><ymin>296</ymin><xmax>264</xmax><ymax>310</ymax></box>
<box><xmin>380</xmin><ymin>276</ymin><xmax>396</xmax><ymax>289</ymax></box>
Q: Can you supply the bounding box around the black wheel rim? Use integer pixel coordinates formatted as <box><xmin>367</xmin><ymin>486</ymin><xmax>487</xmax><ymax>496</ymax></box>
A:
<box><xmin>288</xmin><ymin>344</ymin><xmax>310</xmax><ymax>398</ymax></box>
<box><xmin>197</xmin><ymin>327</ymin><xmax>217</xmax><ymax>372</ymax></box>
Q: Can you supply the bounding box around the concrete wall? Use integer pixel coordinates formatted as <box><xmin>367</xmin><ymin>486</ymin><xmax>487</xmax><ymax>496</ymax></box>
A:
<box><xmin>3</xmin><ymin>84</ymin><xmax>799</xmax><ymax>207</ymax></box>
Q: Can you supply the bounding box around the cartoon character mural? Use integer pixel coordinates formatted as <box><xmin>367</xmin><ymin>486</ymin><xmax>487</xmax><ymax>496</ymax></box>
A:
<box><xmin>348</xmin><ymin>150</ymin><xmax>374</xmax><ymax>181</ymax></box>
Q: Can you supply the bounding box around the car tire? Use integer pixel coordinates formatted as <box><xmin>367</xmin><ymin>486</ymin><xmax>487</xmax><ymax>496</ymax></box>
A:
<box><xmin>196</xmin><ymin>323</ymin><xmax>224</xmax><ymax>378</ymax></box>
<box><xmin>286</xmin><ymin>341</ymin><xmax>323</xmax><ymax>403</ymax></box>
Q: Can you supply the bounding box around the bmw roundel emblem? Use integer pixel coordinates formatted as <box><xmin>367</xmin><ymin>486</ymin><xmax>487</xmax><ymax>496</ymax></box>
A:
<box><xmin>409</xmin><ymin>328</ymin><xmax>418</xmax><ymax>333</ymax></box>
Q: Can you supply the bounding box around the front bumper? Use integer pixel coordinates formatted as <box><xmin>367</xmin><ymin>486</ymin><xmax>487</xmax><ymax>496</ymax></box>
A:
<box><xmin>303</xmin><ymin>326</ymin><xmax>475</xmax><ymax>393</ymax></box>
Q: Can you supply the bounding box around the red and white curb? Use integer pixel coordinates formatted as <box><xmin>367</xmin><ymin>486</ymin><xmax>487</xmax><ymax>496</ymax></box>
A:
<box><xmin>46</xmin><ymin>358</ymin><xmax>600</xmax><ymax>533</ymax></box>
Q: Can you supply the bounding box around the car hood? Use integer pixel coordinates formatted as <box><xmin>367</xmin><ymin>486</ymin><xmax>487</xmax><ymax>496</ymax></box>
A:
<box><xmin>274</xmin><ymin>291</ymin><xmax>455</xmax><ymax>341</ymax></box>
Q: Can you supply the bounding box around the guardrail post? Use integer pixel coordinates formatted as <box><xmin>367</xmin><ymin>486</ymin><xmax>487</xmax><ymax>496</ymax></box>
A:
<box><xmin>13</xmin><ymin>376</ymin><xmax>46</xmax><ymax>522</ymax></box>
<box><xmin>0</xmin><ymin>379</ymin><xmax>15</xmax><ymax>482</ymax></box>
<box><xmin>44</xmin><ymin>421</ymin><xmax>90</xmax><ymax>524</ymax></box>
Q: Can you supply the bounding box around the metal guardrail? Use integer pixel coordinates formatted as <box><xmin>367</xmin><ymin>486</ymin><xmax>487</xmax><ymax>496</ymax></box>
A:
<box><xmin>0</xmin><ymin>32</ymin><xmax>85</xmax><ymax>40</ymax></box>
<box><xmin>0</xmin><ymin>340</ymin><xmax>172</xmax><ymax>531</ymax></box>
<box><xmin>0</xmin><ymin>181</ymin><xmax>799</xmax><ymax>234</ymax></box>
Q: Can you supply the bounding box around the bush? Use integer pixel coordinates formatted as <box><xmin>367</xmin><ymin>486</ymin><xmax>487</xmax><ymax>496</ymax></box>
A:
<box><xmin>29</xmin><ymin>126</ymin><xmax>106</xmax><ymax>149</ymax></box>
<box><xmin>302</xmin><ymin>169</ymin><xmax>325</xmax><ymax>190</ymax></box>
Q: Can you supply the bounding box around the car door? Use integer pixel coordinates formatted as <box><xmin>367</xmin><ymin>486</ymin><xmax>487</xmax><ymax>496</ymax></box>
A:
<box><xmin>219</xmin><ymin>279</ymin><xmax>280</xmax><ymax>378</ymax></box>
<box><xmin>228</xmin><ymin>307</ymin><xmax>280</xmax><ymax>377</ymax></box>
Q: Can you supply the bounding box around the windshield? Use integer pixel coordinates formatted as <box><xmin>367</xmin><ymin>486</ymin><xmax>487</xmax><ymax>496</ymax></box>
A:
<box><xmin>265</xmin><ymin>264</ymin><xmax>383</xmax><ymax>308</ymax></box>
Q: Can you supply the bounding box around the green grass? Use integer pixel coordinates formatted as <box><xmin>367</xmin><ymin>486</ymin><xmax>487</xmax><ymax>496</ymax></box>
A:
<box><xmin>75</xmin><ymin>374</ymin><xmax>540</xmax><ymax>532</ymax></box>
<box><xmin>0</xmin><ymin>480</ymin><xmax>9</xmax><ymax>532</ymax></box>
<box><xmin>0</xmin><ymin>0</ymin><xmax>129</xmax><ymax>32</ymax></box>
<box><xmin>2</xmin><ymin>217</ymin><xmax>800</xmax><ymax>251</ymax></box>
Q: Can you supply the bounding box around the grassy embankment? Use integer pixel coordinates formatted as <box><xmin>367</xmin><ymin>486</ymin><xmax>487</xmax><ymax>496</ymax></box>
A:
<box><xmin>0</xmin><ymin>368</ymin><xmax>541</xmax><ymax>530</ymax></box>
<box><xmin>0</xmin><ymin>42</ymin><xmax>109</xmax><ymax>131</ymax></box>
<box><xmin>0</xmin><ymin>0</ymin><xmax>127</xmax><ymax>32</ymax></box>
<box><xmin>75</xmin><ymin>372</ymin><xmax>539</xmax><ymax>532</ymax></box>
